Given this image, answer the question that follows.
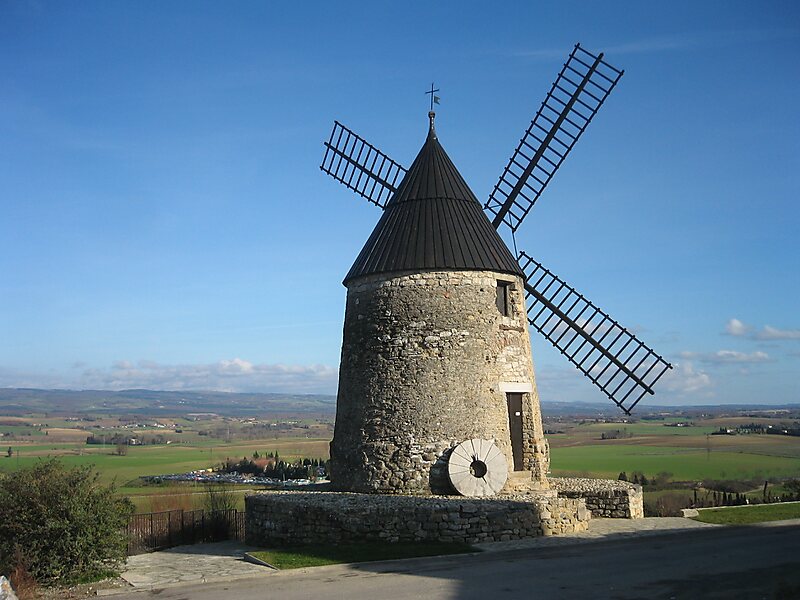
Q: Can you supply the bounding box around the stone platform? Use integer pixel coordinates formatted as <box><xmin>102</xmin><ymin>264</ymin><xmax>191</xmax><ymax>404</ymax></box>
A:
<box><xmin>245</xmin><ymin>489</ymin><xmax>590</xmax><ymax>547</ymax></box>
<box><xmin>549</xmin><ymin>477</ymin><xmax>644</xmax><ymax>519</ymax></box>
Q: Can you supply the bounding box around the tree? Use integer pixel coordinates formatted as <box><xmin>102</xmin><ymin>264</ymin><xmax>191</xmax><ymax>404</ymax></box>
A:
<box><xmin>785</xmin><ymin>479</ymin><xmax>800</xmax><ymax>500</ymax></box>
<box><xmin>618</xmin><ymin>472</ymin><xmax>628</xmax><ymax>482</ymax></box>
<box><xmin>115</xmin><ymin>441</ymin><xmax>128</xmax><ymax>456</ymax></box>
<box><xmin>5</xmin><ymin>447</ymin><xmax>11</xmax><ymax>458</ymax></box>
<box><xmin>0</xmin><ymin>459</ymin><xmax>134</xmax><ymax>584</ymax></box>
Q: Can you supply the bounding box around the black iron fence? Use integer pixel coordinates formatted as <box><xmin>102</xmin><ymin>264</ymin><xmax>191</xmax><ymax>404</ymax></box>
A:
<box><xmin>127</xmin><ymin>509</ymin><xmax>245</xmax><ymax>555</ymax></box>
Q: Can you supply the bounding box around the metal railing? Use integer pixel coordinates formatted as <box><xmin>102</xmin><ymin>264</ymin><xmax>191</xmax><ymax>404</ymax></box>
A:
<box><xmin>126</xmin><ymin>509</ymin><xmax>245</xmax><ymax>555</ymax></box>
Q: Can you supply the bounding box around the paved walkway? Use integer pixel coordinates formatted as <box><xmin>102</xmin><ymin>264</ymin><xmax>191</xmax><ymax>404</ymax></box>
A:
<box><xmin>120</xmin><ymin>541</ymin><xmax>271</xmax><ymax>589</ymax></box>
<box><xmin>474</xmin><ymin>516</ymin><xmax>715</xmax><ymax>552</ymax></box>
<box><xmin>109</xmin><ymin>519</ymin><xmax>800</xmax><ymax>600</ymax></box>
<box><xmin>117</xmin><ymin>517</ymin><xmax>717</xmax><ymax>591</ymax></box>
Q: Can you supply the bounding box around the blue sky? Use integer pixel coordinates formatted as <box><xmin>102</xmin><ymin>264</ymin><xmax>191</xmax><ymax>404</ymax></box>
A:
<box><xmin>1</xmin><ymin>1</ymin><xmax>798</xmax><ymax>406</ymax></box>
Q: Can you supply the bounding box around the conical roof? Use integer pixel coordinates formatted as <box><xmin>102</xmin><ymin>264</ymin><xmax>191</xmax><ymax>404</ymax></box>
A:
<box><xmin>344</xmin><ymin>118</ymin><xmax>523</xmax><ymax>284</ymax></box>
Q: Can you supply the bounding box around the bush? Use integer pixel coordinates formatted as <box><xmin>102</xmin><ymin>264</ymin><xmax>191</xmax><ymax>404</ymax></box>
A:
<box><xmin>784</xmin><ymin>479</ymin><xmax>800</xmax><ymax>499</ymax></box>
<box><xmin>0</xmin><ymin>459</ymin><xmax>134</xmax><ymax>584</ymax></box>
<box><xmin>701</xmin><ymin>479</ymin><xmax>755</xmax><ymax>494</ymax></box>
<box><xmin>644</xmin><ymin>492</ymin><xmax>692</xmax><ymax>517</ymax></box>
<box><xmin>203</xmin><ymin>483</ymin><xmax>237</xmax><ymax>540</ymax></box>
<box><xmin>203</xmin><ymin>482</ymin><xmax>236</xmax><ymax>514</ymax></box>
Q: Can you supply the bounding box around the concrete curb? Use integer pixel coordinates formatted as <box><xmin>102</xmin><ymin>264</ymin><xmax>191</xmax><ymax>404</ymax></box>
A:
<box><xmin>243</xmin><ymin>552</ymin><xmax>277</xmax><ymax>569</ymax></box>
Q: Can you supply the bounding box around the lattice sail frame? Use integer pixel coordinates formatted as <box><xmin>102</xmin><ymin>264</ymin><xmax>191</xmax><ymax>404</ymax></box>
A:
<box><xmin>517</xmin><ymin>252</ymin><xmax>672</xmax><ymax>414</ymax></box>
<box><xmin>484</xmin><ymin>44</ymin><xmax>624</xmax><ymax>233</ymax></box>
<box><xmin>318</xmin><ymin>45</ymin><xmax>673</xmax><ymax>414</ymax></box>
<box><xmin>320</xmin><ymin>121</ymin><xmax>407</xmax><ymax>208</ymax></box>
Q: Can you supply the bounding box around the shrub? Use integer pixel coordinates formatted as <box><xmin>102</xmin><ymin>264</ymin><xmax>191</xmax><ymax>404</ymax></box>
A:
<box><xmin>644</xmin><ymin>492</ymin><xmax>692</xmax><ymax>517</ymax></box>
<box><xmin>9</xmin><ymin>548</ymin><xmax>38</xmax><ymax>600</ymax></box>
<box><xmin>203</xmin><ymin>482</ymin><xmax>236</xmax><ymax>513</ymax></box>
<box><xmin>0</xmin><ymin>459</ymin><xmax>134</xmax><ymax>584</ymax></box>
<box><xmin>203</xmin><ymin>483</ymin><xmax>237</xmax><ymax>540</ymax></box>
<box><xmin>784</xmin><ymin>479</ymin><xmax>800</xmax><ymax>499</ymax></box>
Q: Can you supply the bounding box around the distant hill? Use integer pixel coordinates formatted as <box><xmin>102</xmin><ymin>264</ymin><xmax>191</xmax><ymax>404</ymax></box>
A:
<box><xmin>0</xmin><ymin>388</ymin><xmax>796</xmax><ymax>420</ymax></box>
<box><xmin>0</xmin><ymin>388</ymin><xmax>336</xmax><ymax>417</ymax></box>
<box><xmin>541</xmin><ymin>400</ymin><xmax>800</xmax><ymax>418</ymax></box>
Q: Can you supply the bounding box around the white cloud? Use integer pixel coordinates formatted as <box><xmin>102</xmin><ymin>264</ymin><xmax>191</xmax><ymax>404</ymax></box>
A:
<box><xmin>510</xmin><ymin>30</ymin><xmax>799</xmax><ymax>61</ymax></box>
<box><xmin>759</xmin><ymin>325</ymin><xmax>800</xmax><ymax>341</ymax></box>
<box><xmin>510</xmin><ymin>36</ymin><xmax>697</xmax><ymax>60</ymax></box>
<box><xmin>659</xmin><ymin>361</ymin><xmax>713</xmax><ymax>395</ymax></box>
<box><xmin>724</xmin><ymin>318</ymin><xmax>800</xmax><ymax>341</ymax></box>
<box><xmin>0</xmin><ymin>359</ymin><xmax>338</xmax><ymax>395</ymax></box>
<box><xmin>725</xmin><ymin>318</ymin><xmax>749</xmax><ymax>336</ymax></box>
<box><xmin>218</xmin><ymin>358</ymin><xmax>254</xmax><ymax>374</ymax></box>
<box><xmin>679</xmin><ymin>350</ymin><xmax>771</xmax><ymax>365</ymax></box>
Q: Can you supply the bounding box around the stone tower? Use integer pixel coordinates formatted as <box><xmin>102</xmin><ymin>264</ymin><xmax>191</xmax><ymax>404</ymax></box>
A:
<box><xmin>330</xmin><ymin>115</ymin><xmax>549</xmax><ymax>495</ymax></box>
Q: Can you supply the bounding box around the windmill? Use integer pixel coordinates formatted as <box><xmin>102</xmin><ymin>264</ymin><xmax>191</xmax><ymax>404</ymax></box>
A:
<box><xmin>320</xmin><ymin>44</ymin><xmax>672</xmax><ymax>495</ymax></box>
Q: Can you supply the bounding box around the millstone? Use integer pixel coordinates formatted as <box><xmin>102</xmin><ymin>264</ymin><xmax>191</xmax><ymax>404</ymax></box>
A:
<box><xmin>447</xmin><ymin>438</ymin><xmax>508</xmax><ymax>497</ymax></box>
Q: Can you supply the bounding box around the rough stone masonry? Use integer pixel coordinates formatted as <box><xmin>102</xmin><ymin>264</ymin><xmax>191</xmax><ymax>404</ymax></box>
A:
<box><xmin>330</xmin><ymin>269</ymin><xmax>550</xmax><ymax>495</ymax></box>
<box><xmin>246</xmin><ymin>490</ymin><xmax>590</xmax><ymax>547</ymax></box>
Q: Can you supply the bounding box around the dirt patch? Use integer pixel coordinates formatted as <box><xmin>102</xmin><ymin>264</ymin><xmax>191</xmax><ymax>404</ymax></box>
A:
<box><xmin>37</xmin><ymin>577</ymin><xmax>131</xmax><ymax>599</ymax></box>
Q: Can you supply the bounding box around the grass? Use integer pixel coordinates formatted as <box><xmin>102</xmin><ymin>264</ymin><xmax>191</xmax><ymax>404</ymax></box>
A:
<box><xmin>692</xmin><ymin>502</ymin><xmax>800</xmax><ymax>525</ymax></box>
<box><xmin>3</xmin><ymin>417</ymin><xmax>797</xmax><ymax>511</ymax></box>
<box><xmin>249</xmin><ymin>541</ymin><xmax>477</xmax><ymax>569</ymax></box>
<box><xmin>550</xmin><ymin>445</ymin><xmax>800</xmax><ymax>481</ymax></box>
<box><xmin>0</xmin><ymin>438</ymin><xmax>331</xmax><ymax>484</ymax></box>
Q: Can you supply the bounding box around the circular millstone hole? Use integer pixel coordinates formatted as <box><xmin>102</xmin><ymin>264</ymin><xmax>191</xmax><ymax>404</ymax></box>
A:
<box><xmin>469</xmin><ymin>459</ymin><xmax>488</xmax><ymax>478</ymax></box>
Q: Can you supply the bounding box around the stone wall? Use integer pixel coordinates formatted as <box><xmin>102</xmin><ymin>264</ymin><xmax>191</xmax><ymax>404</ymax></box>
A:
<box><xmin>245</xmin><ymin>490</ymin><xmax>590</xmax><ymax>547</ymax></box>
<box><xmin>549</xmin><ymin>477</ymin><xmax>644</xmax><ymax>519</ymax></box>
<box><xmin>331</xmin><ymin>269</ymin><xmax>549</xmax><ymax>495</ymax></box>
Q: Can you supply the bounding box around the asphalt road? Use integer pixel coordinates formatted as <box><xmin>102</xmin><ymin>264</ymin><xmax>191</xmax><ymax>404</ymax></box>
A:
<box><xmin>115</xmin><ymin>523</ymin><xmax>800</xmax><ymax>600</ymax></box>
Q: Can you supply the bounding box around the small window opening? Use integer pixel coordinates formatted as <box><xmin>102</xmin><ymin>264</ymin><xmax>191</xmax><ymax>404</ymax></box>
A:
<box><xmin>496</xmin><ymin>281</ymin><xmax>512</xmax><ymax>316</ymax></box>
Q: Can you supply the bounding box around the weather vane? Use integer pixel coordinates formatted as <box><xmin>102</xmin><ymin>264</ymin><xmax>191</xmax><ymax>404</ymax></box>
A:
<box><xmin>425</xmin><ymin>83</ymin><xmax>440</xmax><ymax>112</ymax></box>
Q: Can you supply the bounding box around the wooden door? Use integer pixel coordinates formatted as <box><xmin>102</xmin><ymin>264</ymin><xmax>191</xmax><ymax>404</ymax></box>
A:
<box><xmin>506</xmin><ymin>393</ymin><xmax>524</xmax><ymax>471</ymax></box>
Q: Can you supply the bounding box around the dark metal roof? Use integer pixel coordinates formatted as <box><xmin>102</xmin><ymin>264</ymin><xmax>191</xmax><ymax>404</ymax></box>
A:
<box><xmin>344</xmin><ymin>120</ymin><xmax>524</xmax><ymax>284</ymax></box>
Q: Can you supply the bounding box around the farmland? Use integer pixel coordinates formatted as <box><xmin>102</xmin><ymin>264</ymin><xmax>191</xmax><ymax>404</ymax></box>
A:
<box><xmin>546</xmin><ymin>419</ymin><xmax>800</xmax><ymax>481</ymax></box>
<box><xmin>1</xmin><ymin>390</ymin><xmax>798</xmax><ymax>514</ymax></box>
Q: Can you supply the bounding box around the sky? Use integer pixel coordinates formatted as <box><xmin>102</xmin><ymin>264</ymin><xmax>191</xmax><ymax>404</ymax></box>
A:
<box><xmin>1</xmin><ymin>1</ymin><xmax>798</xmax><ymax>407</ymax></box>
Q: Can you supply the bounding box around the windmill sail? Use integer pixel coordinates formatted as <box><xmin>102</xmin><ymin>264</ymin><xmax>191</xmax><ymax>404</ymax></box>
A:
<box><xmin>518</xmin><ymin>251</ymin><xmax>672</xmax><ymax>414</ymax></box>
<box><xmin>485</xmin><ymin>44</ymin><xmax>624</xmax><ymax>232</ymax></box>
<box><xmin>320</xmin><ymin>121</ymin><xmax>407</xmax><ymax>208</ymax></box>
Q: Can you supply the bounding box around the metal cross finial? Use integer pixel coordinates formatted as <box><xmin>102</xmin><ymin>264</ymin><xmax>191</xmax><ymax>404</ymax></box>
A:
<box><xmin>425</xmin><ymin>83</ymin><xmax>440</xmax><ymax>112</ymax></box>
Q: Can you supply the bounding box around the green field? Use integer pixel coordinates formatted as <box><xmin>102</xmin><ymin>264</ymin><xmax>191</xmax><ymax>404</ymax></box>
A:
<box><xmin>0</xmin><ymin>438</ymin><xmax>330</xmax><ymax>485</ymax></box>
<box><xmin>550</xmin><ymin>422</ymin><xmax>720</xmax><ymax>438</ymax></box>
<box><xmin>2</xmin><ymin>407</ymin><xmax>798</xmax><ymax>517</ymax></box>
<box><xmin>550</xmin><ymin>445</ymin><xmax>800</xmax><ymax>481</ymax></box>
<box><xmin>0</xmin><ymin>436</ymin><xmax>332</xmax><ymax>513</ymax></box>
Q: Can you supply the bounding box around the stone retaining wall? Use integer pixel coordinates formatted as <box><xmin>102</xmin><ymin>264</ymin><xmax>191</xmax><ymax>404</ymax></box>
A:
<box><xmin>246</xmin><ymin>490</ymin><xmax>590</xmax><ymax>546</ymax></box>
<box><xmin>549</xmin><ymin>477</ymin><xmax>644</xmax><ymax>519</ymax></box>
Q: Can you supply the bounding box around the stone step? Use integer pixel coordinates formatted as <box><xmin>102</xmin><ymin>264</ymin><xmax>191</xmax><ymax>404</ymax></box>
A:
<box><xmin>505</xmin><ymin>470</ymin><xmax>534</xmax><ymax>492</ymax></box>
